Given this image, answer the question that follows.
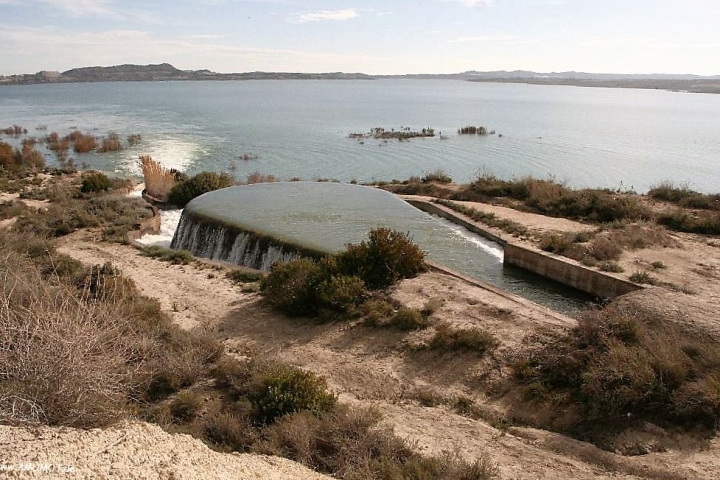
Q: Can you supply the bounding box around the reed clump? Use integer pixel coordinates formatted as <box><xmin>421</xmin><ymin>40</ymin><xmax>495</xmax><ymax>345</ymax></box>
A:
<box><xmin>139</xmin><ymin>155</ymin><xmax>177</xmax><ymax>202</ymax></box>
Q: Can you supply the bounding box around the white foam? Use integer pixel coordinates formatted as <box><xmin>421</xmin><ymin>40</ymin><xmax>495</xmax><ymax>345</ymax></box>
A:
<box><xmin>136</xmin><ymin>209</ymin><xmax>183</xmax><ymax>248</ymax></box>
<box><xmin>437</xmin><ymin>218</ymin><xmax>504</xmax><ymax>260</ymax></box>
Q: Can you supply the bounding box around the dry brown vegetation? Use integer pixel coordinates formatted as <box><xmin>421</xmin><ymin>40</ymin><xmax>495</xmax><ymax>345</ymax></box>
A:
<box><xmin>0</xmin><ymin>168</ymin><xmax>499</xmax><ymax>479</ymax></box>
<box><xmin>511</xmin><ymin>303</ymin><xmax>720</xmax><ymax>452</ymax></box>
<box><xmin>139</xmin><ymin>155</ymin><xmax>177</xmax><ymax>201</ymax></box>
<box><xmin>98</xmin><ymin>132</ymin><xmax>123</xmax><ymax>152</ymax></box>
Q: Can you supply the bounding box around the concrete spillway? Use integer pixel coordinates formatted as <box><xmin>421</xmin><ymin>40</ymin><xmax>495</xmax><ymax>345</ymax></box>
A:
<box><xmin>170</xmin><ymin>182</ymin><xmax>591</xmax><ymax>313</ymax></box>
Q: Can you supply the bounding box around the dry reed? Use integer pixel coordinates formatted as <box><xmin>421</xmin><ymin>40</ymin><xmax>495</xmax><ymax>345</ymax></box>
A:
<box><xmin>139</xmin><ymin>155</ymin><xmax>176</xmax><ymax>201</ymax></box>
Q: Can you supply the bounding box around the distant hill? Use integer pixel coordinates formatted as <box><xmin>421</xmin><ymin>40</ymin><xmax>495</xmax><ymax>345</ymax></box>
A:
<box><xmin>1</xmin><ymin>63</ymin><xmax>719</xmax><ymax>93</ymax></box>
<box><xmin>61</xmin><ymin>63</ymin><xmax>189</xmax><ymax>82</ymax></box>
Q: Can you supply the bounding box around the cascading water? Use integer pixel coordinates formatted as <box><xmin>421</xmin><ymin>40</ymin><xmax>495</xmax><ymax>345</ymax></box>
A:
<box><xmin>171</xmin><ymin>212</ymin><xmax>304</xmax><ymax>271</ymax></box>
<box><xmin>168</xmin><ymin>182</ymin><xmax>592</xmax><ymax>314</ymax></box>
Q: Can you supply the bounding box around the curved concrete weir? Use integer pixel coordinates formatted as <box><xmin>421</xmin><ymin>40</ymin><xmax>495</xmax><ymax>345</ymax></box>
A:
<box><xmin>171</xmin><ymin>182</ymin><xmax>592</xmax><ymax>313</ymax></box>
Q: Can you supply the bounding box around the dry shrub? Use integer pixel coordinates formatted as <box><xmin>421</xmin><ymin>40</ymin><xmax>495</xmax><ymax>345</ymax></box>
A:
<box><xmin>67</xmin><ymin>131</ymin><xmax>98</xmax><ymax>153</ymax></box>
<box><xmin>0</xmin><ymin>199</ymin><xmax>27</xmax><ymax>220</ymax></box>
<box><xmin>203</xmin><ymin>408</ymin><xmax>257</xmax><ymax>452</ymax></box>
<box><xmin>246</xmin><ymin>171</ymin><xmax>278</xmax><ymax>184</ymax></box>
<box><xmin>139</xmin><ymin>155</ymin><xmax>177</xmax><ymax>202</ymax></box>
<box><xmin>421</xmin><ymin>168</ymin><xmax>453</xmax><ymax>184</ymax></box>
<box><xmin>0</xmin><ymin>228</ymin><xmax>224</xmax><ymax>427</ymax></box>
<box><xmin>170</xmin><ymin>391</ymin><xmax>204</xmax><ymax>422</ymax></box>
<box><xmin>258</xmin><ymin>406</ymin><xmax>498</xmax><ymax>479</ymax></box>
<box><xmin>513</xmin><ymin>304</ymin><xmax>720</xmax><ymax>437</ymax></box>
<box><xmin>362</xmin><ymin>298</ymin><xmax>397</xmax><ymax>326</ymax></box>
<box><xmin>429</xmin><ymin>323</ymin><xmax>499</xmax><ymax>355</ymax></box>
<box><xmin>606</xmin><ymin>222</ymin><xmax>677</xmax><ymax>249</ymax></box>
<box><xmin>588</xmin><ymin>236</ymin><xmax>623</xmax><ymax>261</ymax></box>
<box><xmin>0</xmin><ymin>253</ymin><xmax>133</xmax><ymax>427</ymax></box>
<box><xmin>386</xmin><ymin>307</ymin><xmax>430</xmax><ymax>331</ymax></box>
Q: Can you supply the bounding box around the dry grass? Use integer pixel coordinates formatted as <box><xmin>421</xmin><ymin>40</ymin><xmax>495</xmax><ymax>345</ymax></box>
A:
<box><xmin>139</xmin><ymin>155</ymin><xmax>176</xmax><ymax>201</ymax></box>
<box><xmin>0</xmin><ymin>252</ymin><xmax>133</xmax><ymax>426</ymax></box>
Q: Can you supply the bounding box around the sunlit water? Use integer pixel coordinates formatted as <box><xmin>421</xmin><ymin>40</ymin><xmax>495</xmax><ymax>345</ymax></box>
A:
<box><xmin>1</xmin><ymin>80</ymin><xmax>719</xmax><ymax>192</ymax></box>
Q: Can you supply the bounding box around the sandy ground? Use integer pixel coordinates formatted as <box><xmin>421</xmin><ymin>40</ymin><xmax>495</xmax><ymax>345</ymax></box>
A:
<box><xmin>0</xmin><ymin>422</ymin><xmax>331</xmax><ymax>480</ymax></box>
<box><xmin>2</xmin><ymin>194</ymin><xmax>719</xmax><ymax>479</ymax></box>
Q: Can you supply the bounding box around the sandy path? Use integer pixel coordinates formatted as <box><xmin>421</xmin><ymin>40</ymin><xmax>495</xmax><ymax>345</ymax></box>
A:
<box><xmin>57</xmin><ymin>233</ymin><xmax>246</xmax><ymax>330</ymax></box>
<box><xmin>400</xmin><ymin>195</ymin><xmax>595</xmax><ymax>237</ymax></box>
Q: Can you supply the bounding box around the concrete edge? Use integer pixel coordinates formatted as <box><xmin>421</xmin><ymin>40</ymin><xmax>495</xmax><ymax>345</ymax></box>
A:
<box><xmin>404</xmin><ymin>197</ymin><xmax>642</xmax><ymax>299</ymax></box>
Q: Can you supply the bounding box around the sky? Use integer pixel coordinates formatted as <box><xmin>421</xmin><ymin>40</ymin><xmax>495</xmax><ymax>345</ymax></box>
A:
<box><xmin>0</xmin><ymin>0</ymin><xmax>718</xmax><ymax>76</ymax></box>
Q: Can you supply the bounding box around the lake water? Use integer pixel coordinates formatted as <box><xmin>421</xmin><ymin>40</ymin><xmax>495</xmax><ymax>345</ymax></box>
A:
<box><xmin>1</xmin><ymin>80</ymin><xmax>719</xmax><ymax>193</ymax></box>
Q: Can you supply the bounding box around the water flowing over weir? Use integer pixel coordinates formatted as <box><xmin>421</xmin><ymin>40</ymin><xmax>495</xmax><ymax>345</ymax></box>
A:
<box><xmin>170</xmin><ymin>182</ymin><xmax>592</xmax><ymax>314</ymax></box>
<box><xmin>171</xmin><ymin>210</ymin><xmax>322</xmax><ymax>271</ymax></box>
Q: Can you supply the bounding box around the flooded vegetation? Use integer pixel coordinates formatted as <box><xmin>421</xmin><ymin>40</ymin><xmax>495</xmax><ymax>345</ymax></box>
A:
<box><xmin>349</xmin><ymin>126</ymin><xmax>436</xmax><ymax>141</ymax></box>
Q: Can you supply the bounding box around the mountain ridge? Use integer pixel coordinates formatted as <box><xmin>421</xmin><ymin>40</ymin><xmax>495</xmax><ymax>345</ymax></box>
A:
<box><xmin>2</xmin><ymin>63</ymin><xmax>719</xmax><ymax>93</ymax></box>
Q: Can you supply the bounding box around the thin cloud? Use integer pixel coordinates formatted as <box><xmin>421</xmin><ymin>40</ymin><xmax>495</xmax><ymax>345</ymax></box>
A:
<box><xmin>290</xmin><ymin>9</ymin><xmax>359</xmax><ymax>23</ymax></box>
<box><xmin>448</xmin><ymin>35</ymin><xmax>537</xmax><ymax>44</ymax></box>
<box><xmin>0</xmin><ymin>26</ymin><xmax>382</xmax><ymax>74</ymax></box>
<box><xmin>36</xmin><ymin>0</ymin><xmax>117</xmax><ymax>18</ymax></box>
<box><xmin>438</xmin><ymin>0</ymin><xmax>493</xmax><ymax>8</ymax></box>
<box><xmin>377</xmin><ymin>11</ymin><xmax>394</xmax><ymax>16</ymax></box>
<box><xmin>580</xmin><ymin>36</ymin><xmax>658</xmax><ymax>47</ymax></box>
<box><xmin>3</xmin><ymin>0</ymin><xmax>165</xmax><ymax>23</ymax></box>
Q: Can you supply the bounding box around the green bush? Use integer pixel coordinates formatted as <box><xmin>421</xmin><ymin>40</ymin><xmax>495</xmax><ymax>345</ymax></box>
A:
<box><xmin>141</xmin><ymin>245</ymin><xmax>194</xmax><ymax>265</ymax></box>
<box><xmin>260</xmin><ymin>258</ymin><xmax>328</xmax><ymax>316</ymax></box>
<box><xmin>336</xmin><ymin>227</ymin><xmax>426</xmax><ymax>289</ymax></box>
<box><xmin>316</xmin><ymin>274</ymin><xmax>367</xmax><ymax>314</ymax></box>
<box><xmin>167</xmin><ymin>171</ymin><xmax>235</xmax><ymax>207</ymax></box>
<box><xmin>262</xmin><ymin>229</ymin><xmax>425</xmax><ymax>318</ymax></box>
<box><xmin>226</xmin><ymin>269</ymin><xmax>263</xmax><ymax>284</ymax></box>
<box><xmin>251</xmin><ymin>364</ymin><xmax>337</xmax><ymax>424</ymax></box>
<box><xmin>80</xmin><ymin>172</ymin><xmax>111</xmax><ymax>193</ymax></box>
<box><xmin>658</xmin><ymin>210</ymin><xmax>720</xmax><ymax>235</ymax></box>
<box><xmin>629</xmin><ymin>270</ymin><xmax>659</xmax><ymax>285</ymax></box>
